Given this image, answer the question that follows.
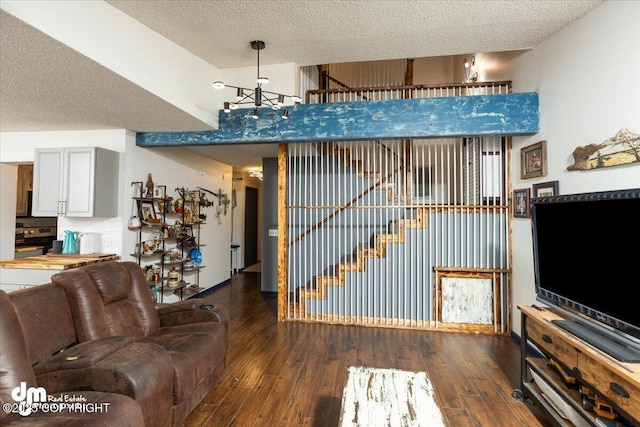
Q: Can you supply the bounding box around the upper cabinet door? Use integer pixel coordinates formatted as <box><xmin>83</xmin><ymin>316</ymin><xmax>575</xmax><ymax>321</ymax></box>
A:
<box><xmin>32</xmin><ymin>147</ymin><xmax>119</xmax><ymax>217</ymax></box>
<box><xmin>32</xmin><ymin>148</ymin><xmax>64</xmax><ymax>217</ymax></box>
<box><xmin>63</xmin><ymin>148</ymin><xmax>95</xmax><ymax>217</ymax></box>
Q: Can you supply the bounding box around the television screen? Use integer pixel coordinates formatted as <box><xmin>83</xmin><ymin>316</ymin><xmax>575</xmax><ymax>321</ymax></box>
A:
<box><xmin>531</xmin><ymin>188</ymin><xmax>640</xmax><ymax>351</ymax></box>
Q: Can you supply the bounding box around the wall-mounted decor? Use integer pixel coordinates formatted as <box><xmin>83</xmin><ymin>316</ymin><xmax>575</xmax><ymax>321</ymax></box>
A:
<box><xmin>433</xmin><ymin>268</ymin><xmax>504</xmax><ymax>334</ymax></box>
<box><xmin>567</xmin><ymin>128</ymin><xmax>640</xmax><ymax>171</ymax></box>
<box><xmin>513</xmin><ymin>188</ymin><xmax>530</xmax><ymax>218</ymax></box>
<box><xmin>532</xmin><ymin>180</ymin><xmax>559</xmax><ymax>198</ymax></box>
<box><xmin>521</xmin><ymin>140</ymin><xmax>547</xmax><ymax>179</ymax></box>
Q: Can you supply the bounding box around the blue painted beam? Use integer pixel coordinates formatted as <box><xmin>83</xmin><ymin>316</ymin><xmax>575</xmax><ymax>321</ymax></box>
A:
<box><xmin>136</xmin><ymin>92</ymin><xmax>538</xmax><ymax>146</ymax></box>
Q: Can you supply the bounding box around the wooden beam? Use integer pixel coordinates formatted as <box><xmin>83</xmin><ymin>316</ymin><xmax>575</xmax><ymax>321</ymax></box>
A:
<box><xmin>277</xmin><ymin>143</ymin><xmax>288</xmax><ymax>321</ymax></box>
<box><xmin>136</xmin><ymin>93</ymin><xmax>539</xmax><ymax>146</ymax></box>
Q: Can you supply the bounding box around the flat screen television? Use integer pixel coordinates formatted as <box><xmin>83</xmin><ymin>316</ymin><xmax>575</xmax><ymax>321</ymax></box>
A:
<box><xmin>531</xmin><ymin>187</ymin><xmax>640</xmax><ymax>361</ymax></box>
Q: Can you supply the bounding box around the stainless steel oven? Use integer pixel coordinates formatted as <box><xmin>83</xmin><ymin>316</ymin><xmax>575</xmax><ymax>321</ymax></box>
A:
<box><xmin>15</xmin><ymin>218</ymin><xmax>57</xmax><ymax>253</ymax></box>
<box><xmin>15</xmin><ymin>222</ymin><xmax>24</xmax><ymax>245</ymax></box>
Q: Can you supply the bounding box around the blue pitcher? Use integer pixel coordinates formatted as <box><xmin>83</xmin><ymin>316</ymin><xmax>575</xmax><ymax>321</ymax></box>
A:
<box><xmin>62</xmin><ymin>230</ymin><xmax>79</xmax><ymax>254</ymax></box>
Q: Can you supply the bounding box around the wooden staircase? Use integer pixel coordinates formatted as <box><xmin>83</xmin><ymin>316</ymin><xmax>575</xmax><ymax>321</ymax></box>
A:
<box><xmin>289</xmin><ymin>141</ymin><xmax>418</xmax><ymax>319</ymax></box>
<box><xmin>294</xmin><ymin>208</ymin><xmax>429</xmax><ymax>318</ymax></box>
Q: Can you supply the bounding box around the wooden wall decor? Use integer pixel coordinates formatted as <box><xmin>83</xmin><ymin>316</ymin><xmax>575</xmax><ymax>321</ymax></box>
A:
<box><xmin>567</xmin><ymin>127</ymin><xmax>640</xmax><ymax>171</ymax></box>
<box><xmin>433</xmin><ymin>268</ymin><xmax>505</xmax><ymax>333</ymax></box>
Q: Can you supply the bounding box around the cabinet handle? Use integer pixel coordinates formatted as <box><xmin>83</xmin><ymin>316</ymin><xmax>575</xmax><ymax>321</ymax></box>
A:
<box><xmin>542</xmin><ymin>334</ymin><xmax>553</xmax><ymax>344</ymax></box>
<box><xmin>572</xmin><ymin>367</ymin><xmax>582</xmax><ymax>380</ymax></box>
<box><xmin>610</xmin><ymin>382</ymin><xmax>629</xmax><ymax>398</ymax></box>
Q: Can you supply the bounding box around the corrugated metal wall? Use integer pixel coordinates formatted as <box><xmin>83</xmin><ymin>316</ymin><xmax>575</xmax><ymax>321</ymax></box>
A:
<box><xmin>283</xmin><ymin>136</ymin><xmax>511</xmax><ymax>332</ymax></box>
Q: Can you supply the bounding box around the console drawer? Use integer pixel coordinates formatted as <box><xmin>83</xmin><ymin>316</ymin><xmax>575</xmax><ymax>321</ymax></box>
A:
<box><xmin>526</xmin><ymin>315</ymin><xmax>577</xmax><ymax>370</ymax></box>
<box><xmin>577</xmin><ymin>351</ymin><xmax>640</xmax><ymax>422</ymax></box>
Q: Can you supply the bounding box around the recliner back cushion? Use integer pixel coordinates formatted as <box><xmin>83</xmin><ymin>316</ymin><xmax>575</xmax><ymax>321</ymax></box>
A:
<box><xmin>8</xmin><ymin>284</ymin><xmax>77</xmax><ymax>367</ymax></box>
<box><xmin>0</xmin><ymin>291</ymin><xmax>38</xmax><ymax>414</ymax></box>
<box><xmin>51</xmin><ymin>269</ymin><xmax>113</xmax><ymax>342</ymax></box>
<box><xmin>53</xmin><ymin>262</ymin><xmax>160</xmax><ymax>341</ymax></box>
<box><xmin>79</xmin><ymin>263</ymin><xmax>147</xmax><ymax>339</ymax></box>
<box><xmin>90</xmin><ymin>261</ymin><xmax>161</xmax><ymax>336</ymax></box>
<box><xmin>120</xmin><ymin>261</ymin><xmax>162</xmax><ymax>335</ymax></box>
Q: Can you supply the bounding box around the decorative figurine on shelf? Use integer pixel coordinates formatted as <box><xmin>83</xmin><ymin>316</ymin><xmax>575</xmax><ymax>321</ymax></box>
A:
<box><xmin>174</xmin><ymin>198</ymin><xmax>183</xmax><ymax>214</ymax></box>
<box><xmin>164</xmin><ymin>196</ymin><xmax>174</xmax><ymax>213</ymax></box>
<box><xmin>188</xmin><ymin>247</ymin><xmax>203</xmax><ymax>267</ymax></box>
<box><xmin>145</xmin><ymin>173</ymin><xmax>154</xmax><ymax>198</ymax></box>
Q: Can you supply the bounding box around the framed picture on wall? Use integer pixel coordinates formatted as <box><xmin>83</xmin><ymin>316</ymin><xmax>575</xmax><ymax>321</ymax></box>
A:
<box><xmin>513</xmin><ymin>188</ymin><xmax>531</xmax><ymax>218</ymax></box>
<box><xmin>532</xmin><ymin>180</ymin><xmax>559</xmax><ymax>198</ymax></box>
<box><xmin>521</xmin><ymin>140</ymin><xmax>547</xmax><ymax>179</ymax></box>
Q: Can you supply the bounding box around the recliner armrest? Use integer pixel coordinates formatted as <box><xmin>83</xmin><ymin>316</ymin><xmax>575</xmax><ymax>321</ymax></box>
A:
<box><xmin>33</xmin><ymin>336</ymin><xmax>134</xmax><ymax>375</ymax></box>
<box><xmin>156</xmin><ymin>300</ymin><xmax>198</xmax><ymax>316</ymax></box>
<box><xmin>157</xmin><ymin>299</ymin><xmax>230</xmax><ymax>330</ymax></box>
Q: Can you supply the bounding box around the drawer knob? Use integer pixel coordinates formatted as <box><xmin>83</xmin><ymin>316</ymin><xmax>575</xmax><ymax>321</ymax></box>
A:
<box><xmin>542</xmin><ymin>334</ymin><xmax>553</xmax><ymax>344</ymax></box>
<box><xmin>610</xmin><ymin>382</ymin><xmax>629</xmax><ymax>398</ymax></box>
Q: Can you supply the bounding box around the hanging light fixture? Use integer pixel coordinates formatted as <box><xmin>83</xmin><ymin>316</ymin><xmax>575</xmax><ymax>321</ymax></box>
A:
<box><xmin>248</xmin><ymin>167</ymin><xmax>263</xmax><ymax>180</ymax></box>
<box><xmin>463</xmin><ymin>56</ymin><xmax>478</xmax><ymax>83</ymax></box>
<box><xmin>212</xmin><ymin>40</ymin><xmax>301</xmax><ymax>119</ymax></box>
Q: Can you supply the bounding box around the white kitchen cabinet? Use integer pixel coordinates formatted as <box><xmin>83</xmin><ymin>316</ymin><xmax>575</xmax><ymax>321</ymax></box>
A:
<box><xmin>32</xmin><ymin>147</ymin><xmax>119</xmax><ymax>217</ymax></box>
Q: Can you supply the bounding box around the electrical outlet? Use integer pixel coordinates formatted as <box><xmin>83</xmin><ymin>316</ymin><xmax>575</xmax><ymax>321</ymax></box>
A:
<box><xmin>101</xmin><ymin>234</ymin><xmax>113</xmax><ymax>247</ymax></box>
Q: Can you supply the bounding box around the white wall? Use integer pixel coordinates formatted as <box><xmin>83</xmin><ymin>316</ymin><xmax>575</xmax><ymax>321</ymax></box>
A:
<box><xmin>509</xmin><ymin>0</ymin><xmax>640</xmax><ymax>334</ymax></box>
<box><xmin>0</xmin><ymin>130</ymin><xmax>233</xmax><ymax>300</ymax></box>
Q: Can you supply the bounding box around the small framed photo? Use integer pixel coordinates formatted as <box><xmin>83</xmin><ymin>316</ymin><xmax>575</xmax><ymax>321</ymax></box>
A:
<box><xmin>139</xmin><ymin>200</ymin><xmax>157</xmax><ymax>222</ymax></box>
<box><xmin>513</xmin><ymin>188</ymin><xmax>531</xmax><ymax>218</ymax></box>
<box><xmin>532</xmin><ymin>180</ymin><xmax>559</xmax><ymax>198</ymax></box>
<box><xmin>154</xmin><ymin>185</ymin><xmax>165</xmax><ymax>199</ymax></box>
<box><xmin>132</xmin><ymin>182</ymin><xmax>143</xmax><ymax>198</ymax></box>
<box><xmin>179</xmin><ymin>224</ymin><xmax>193</xmax><ymax>238</ymax></box>
<box><xmin>521</xmin><ymin>140</ymin><xmax>547</xmax><ymax>179</ymax></box>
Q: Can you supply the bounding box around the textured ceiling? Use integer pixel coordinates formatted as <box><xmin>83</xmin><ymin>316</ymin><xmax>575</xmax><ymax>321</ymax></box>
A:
<box><xmin>105</xmin><ymin>0</ymin><xmax>603</xmax><ymax>68</ymax></box>
<box><xmin>0</xmin><ymin>0</ymin><xmax>604</xmax><ymax>168</ymax></box>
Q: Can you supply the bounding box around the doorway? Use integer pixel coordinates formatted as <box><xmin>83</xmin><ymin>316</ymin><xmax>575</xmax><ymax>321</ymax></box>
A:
<box><xmin>244</xmin><ymin>186</ymin><xmax>259</xmax><ymax>268</ymax></box>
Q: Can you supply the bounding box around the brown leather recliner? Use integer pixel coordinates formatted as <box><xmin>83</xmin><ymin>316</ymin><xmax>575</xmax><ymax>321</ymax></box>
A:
<box><xmin>51</xmin><ymin>261</ymin><xmax>229</xmax><ymax>427</ymax></box>
<box><xmin>0</xmin><ymin>289</ymin><xmax>146</xmax><ymax>427</ymax></box>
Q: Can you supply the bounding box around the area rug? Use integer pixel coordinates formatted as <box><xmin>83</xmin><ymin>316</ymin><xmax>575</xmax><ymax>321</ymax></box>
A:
<box><xmin>339</xmin><ymin>366</ymin><xmax>445</xmax><ymax>427</ymax></box>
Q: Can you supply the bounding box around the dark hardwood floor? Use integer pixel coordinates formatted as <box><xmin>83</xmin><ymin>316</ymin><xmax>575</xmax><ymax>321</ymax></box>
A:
<box><xmin>181</xmin><ymin>271</ymin><xmax>550</xmax><ymax>427</ymax></box>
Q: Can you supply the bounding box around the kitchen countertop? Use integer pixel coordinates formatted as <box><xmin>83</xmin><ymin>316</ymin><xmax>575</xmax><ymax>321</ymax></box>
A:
<box><xmin>0</xmin><ymin>253</ymin><xmax>120</xmax><ymax>270</ymax></box>
<box><xmin>14</xmin><ymin>246</ymin><xmax>45</xmax><ymax>253</ymax></box>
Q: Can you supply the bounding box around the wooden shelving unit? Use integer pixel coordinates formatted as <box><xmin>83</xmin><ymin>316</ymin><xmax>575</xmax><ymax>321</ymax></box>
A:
<box><xmin>514</xmin><ymin>305</ymin><xmax>640</xmax><ymax>426</ymax></box>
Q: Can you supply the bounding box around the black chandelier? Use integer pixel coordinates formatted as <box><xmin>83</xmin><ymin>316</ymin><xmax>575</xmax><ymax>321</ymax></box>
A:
<box><xmin>212</xmin><ymin>40</ymin><xmax>301</xmax><ymax>119</ymax></box>
<box><xmin>463</xmin><ymin>56</ymin><xmax>478</xmax><ymax>83</ymax></box>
